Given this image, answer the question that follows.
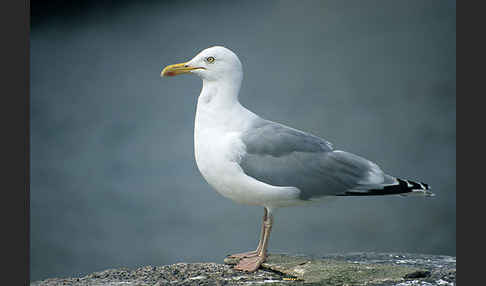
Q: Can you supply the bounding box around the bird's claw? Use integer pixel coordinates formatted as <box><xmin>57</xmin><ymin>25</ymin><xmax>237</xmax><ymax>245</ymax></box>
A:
<box><xmin>228</xmin><ymin>250</ymin><xmax>259</xmax><ymax>259</ymax></box>
<box><xmin>234</xmin><ymin>255</ymin><xmax>265</xmax><ymax>272</ymax></box>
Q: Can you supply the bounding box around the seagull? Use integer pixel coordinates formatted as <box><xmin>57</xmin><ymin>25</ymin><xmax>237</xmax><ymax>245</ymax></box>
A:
<box><xmin>161</xmin><ymin>46</ymin><xmax>433</xmax><ymax>272</ymax></box>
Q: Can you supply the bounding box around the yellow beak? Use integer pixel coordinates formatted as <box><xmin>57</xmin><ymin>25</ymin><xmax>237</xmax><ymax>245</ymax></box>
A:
<box><xmin>160</xmin><ymin>62</ymin><xmax>204</xmax><ymax>77</ymax></box>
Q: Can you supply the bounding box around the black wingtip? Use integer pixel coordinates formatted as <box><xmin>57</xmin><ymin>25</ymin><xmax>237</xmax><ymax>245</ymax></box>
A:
<box><xmin>337</xmin><ymin>178</ymin><xmax>432</xmax><ymax>197</ymax></box>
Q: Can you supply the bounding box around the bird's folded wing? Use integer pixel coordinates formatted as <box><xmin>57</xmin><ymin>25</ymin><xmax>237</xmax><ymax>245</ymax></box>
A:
<box><xmin>239</xmin><ymin>119</ymin><xmax>394</xmax><ymax>200</ymax></box>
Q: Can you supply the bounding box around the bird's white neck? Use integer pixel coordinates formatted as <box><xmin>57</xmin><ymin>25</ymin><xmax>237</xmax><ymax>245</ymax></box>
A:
<box><xmin>198</xmin><ymin>75</ymin><xmax>242</xmax><ymax>109</ymax></box>
<box><xmin>195</xmin><ymin>75</ymin><xmax>257</xmax><ymax>133</ymax></box>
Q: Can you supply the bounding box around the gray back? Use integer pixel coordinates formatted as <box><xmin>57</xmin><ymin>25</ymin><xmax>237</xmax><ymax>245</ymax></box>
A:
<box><xmin>239</xmin><ymin>119</ymin><xmax>382</xmax><ymax>200</ymax></box>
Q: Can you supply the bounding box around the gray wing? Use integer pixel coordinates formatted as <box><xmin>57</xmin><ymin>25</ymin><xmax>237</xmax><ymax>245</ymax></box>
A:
<box><xmin>239</xmin><ymin>119</ymin><xmax>394</xmax><ymax>200</ymax></box>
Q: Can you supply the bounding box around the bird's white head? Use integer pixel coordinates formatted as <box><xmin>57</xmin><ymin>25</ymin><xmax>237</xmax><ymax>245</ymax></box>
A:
<box><xmin>161</xmin><ymin>46</ymin><xmax>243</xmax><ymax>82</ymax></box>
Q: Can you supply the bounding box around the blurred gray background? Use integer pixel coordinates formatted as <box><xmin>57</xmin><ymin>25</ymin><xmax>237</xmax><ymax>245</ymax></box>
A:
<box><xmin>30</xmin><ymin>0</ymin><xmax>456</xmax><ymax>282</ymax></box>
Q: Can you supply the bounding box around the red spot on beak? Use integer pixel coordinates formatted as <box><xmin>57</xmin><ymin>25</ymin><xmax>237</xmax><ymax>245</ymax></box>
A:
<box><xmin>166</xmin><ymin>72</ymin><xmax>175</xmax><ymax>76</ymax></box>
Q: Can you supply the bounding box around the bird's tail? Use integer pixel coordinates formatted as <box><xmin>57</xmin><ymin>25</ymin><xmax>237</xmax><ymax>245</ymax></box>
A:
<box><xmin>338</xmin><ymin>178</ymin><xmax>435</xmax><ymax>197</ymax></box>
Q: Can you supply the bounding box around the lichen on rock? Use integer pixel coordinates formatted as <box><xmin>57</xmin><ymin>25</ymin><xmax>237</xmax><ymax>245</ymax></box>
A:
<box><xmin>225</xmin><ymin>253</ymin><xmax>432</xmax><ymax>285</ymax></box>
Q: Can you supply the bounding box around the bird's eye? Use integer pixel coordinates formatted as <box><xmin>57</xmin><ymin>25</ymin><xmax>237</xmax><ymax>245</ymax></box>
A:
<box><xmin>206</xmin><ymin>56</ymin><xmax>215</xmax><ymax>63</ymax></box>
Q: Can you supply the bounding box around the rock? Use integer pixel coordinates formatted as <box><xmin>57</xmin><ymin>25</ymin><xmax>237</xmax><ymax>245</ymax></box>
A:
<box><xmin>225</xmin><ymin>253</ymin><xmax>455</xmax><ymax>285</ymax></box>
<box><xmin>30</xmin><ymin>252</ymin><xmax>455</xmax><ymax>286</ymax></box>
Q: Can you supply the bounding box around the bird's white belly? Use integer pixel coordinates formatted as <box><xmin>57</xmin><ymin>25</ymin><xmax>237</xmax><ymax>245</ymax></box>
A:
<box><xmin>194</xmin><ymin>129</ymin><xmax>254</xmax><ymax>203</ymax></box>
<box><xmin>194</xmin><ymin>129</ymin><xmax>301</xmax><ymax>207</ymax></box>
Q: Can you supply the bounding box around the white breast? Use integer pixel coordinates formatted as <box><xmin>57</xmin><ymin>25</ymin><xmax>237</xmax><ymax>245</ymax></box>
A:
<box><xmin>193</xmin><ymin>96</ymin><xmax>301</xmax><ymax>208</ymax></box>
<box><xmin>194</xmin><ymin>101</ymin><xmax>249</xmax><ymax>203</ymax></box>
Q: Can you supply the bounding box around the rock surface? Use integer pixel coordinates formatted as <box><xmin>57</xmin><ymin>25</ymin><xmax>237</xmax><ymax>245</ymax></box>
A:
<box><xmin>31</xmin><ymin>252</ymin><xmax>456</xmax><ymax>286</ymax></box>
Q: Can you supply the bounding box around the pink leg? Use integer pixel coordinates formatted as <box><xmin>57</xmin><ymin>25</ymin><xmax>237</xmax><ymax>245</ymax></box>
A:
<box><xmin>234</xmin><ymin>208</ymin><xmax>273</xmax><ymax>272</ymax></box>
<box><xmin>228</xmin><ymin>208</ymin><xmax>267</xmax><ymax>259</ymax></box>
